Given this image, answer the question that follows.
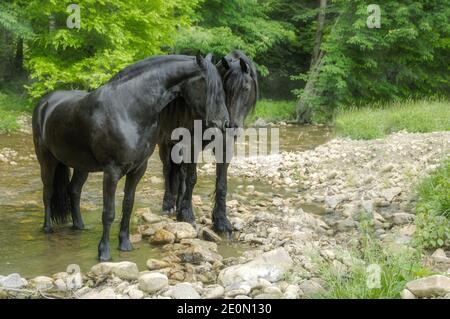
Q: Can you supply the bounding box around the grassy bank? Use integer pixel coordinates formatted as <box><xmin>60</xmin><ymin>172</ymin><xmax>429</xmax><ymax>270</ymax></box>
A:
<box><xmin>335</xmin><ymin>99</ymin><xmax>450</xmax><ymax>140</ymax></box>
<box><xmin>0</xmin><ymin>89</ymin><xmax>32</xmax><ymax>133</ymax></box>
<box><xmin>246</xmin><ymin>99</ymin><xmax>296</xmax><ymax>125</ymax></box>
<box><xmin>414</xmin><ymin>159</ymin><xmax>450</xmax><ymax>249</ymax></box>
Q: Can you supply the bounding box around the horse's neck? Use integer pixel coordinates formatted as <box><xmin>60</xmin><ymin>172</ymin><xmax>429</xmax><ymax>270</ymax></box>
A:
<box><xmin>101</xmin><ymin>61</ymin><xmax>199</xmax><ymax>119</ymax></box>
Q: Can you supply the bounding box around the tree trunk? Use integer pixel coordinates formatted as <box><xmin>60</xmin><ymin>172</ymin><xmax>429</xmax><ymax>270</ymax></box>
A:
<box><xmin>14</xmin><ymin>38</ymin><xmax>24</xmax><ymax>75</ymax></box>
<box><xmin>296</xmin><ymin>0</ymin><xmax>327</xmax><ymax>124</ymax></box>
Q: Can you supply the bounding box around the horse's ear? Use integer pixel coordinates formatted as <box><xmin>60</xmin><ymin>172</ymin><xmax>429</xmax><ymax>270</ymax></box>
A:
<box><xmin>196</xmin><ymin>54</ymin><xmax>206</xmax><ymax>69</ymax></box>
<box><xmin>240</xmin><ymin>58</ymin><xmax>249</xmax><ymax>73</ymax></box>
<box><xmin>221</xmin><ymin>57</ymin><xmax>230</xmax><ymax>70</ymax></box>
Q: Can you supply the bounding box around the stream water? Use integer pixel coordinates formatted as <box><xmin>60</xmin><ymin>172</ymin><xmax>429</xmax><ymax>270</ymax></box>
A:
<box><xmin>0</xmin><ymin>125</ymin><xmax>332</xmax><ymax>277</ymax></box>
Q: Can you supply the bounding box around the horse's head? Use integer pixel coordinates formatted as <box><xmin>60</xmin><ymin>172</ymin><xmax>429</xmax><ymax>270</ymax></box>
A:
<box><xmin>181</xmin><ymin>54</ymin><xmax>229</xmax><ymax>131</ymax></box>
<box><xmin>218</xmin><ymin>50</ymin><xmax>258</xmax><ymax>129</ymax></box>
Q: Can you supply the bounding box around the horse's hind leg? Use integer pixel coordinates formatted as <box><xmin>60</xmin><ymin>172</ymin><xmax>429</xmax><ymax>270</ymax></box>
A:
<box><xmin>176</xmin><ymin>162</ymin><xmax>197</xmax><ymax>224</ymax></box>
<box><xmin>98</xmin><ymin>166</ymin><xmax>121</xmax><ymax>261</ymax></box>
<box><xmin>118</xmin><ymin>162</ymin><xmax>147</xmax><ymax>251</ymax></box>
<box><xmin>69</xmin><ymin>169</ymin><xmax>88</xmax><ymax>230</ymax></box>
<box><xmin>159</xmin><ymin>142</ymin><xmax>177</xmax><ymax>214</ymax></box>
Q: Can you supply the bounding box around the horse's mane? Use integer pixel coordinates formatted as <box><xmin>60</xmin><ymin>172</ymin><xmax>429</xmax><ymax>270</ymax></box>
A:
<box><xmin>107</xmin><ymin>55</ymin><xmax>193</xmax><ymax>85</ymax></box>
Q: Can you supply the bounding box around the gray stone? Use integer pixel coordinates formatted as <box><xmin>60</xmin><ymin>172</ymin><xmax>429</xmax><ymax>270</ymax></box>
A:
<box><xmin>138</xmin><ymin>273</ymin><xmax>168</xmax><ymax>293</ymax></box>
<box><xmin>431</xmin><ymin>249</ymin><xmax>450</xmax><ymax>264</ymax></box>
<box><xmin>336</xmin><ymin>219</ymin><xmax>357</xmax><ymax>232</ymax></box>
<box><xmin>298</xmin><ymin>279</ymin><xmax>326</xmax><ymax>297</ymax></box>
<box><xmin>0</xmin><ymin>273</ymin><xmax>27</xmax><ymax>289</ymax></box>
<box><xmin>128</xmin><ymin>287</ymin><xmax>144</xmax><ymax>299</ymax></box>
<box><xmin>81</xmin><ymin>287</ymin><xmax>117</xmax><ymax>299</ymax></box>
<box><xmin>30</xmin><ymin>276</ymin><xmax>54</xmax><ymax>291</ymax></box>
<box><xmin>170</xmin><ymin>283</ymin><xmax>201</xmax><ymax>299</ymax></box>
<box><xmin>218</xmin><ymin>248</ymin><xmax>293</xmax><ymax>288</ymax></box>
<box><xmin>406</xmin><ymin>275</ymin><xmax>450</xmax><ymax>297</ymax></box>
<box><xmin>202</xmin><ymin>228</ymin><xmax>222</xmax><ymax>243</ymax></box>
<box><xmin>400</xmin><ymin>289</ymin><xmax>416</xmax><ymax>299</ymax></box>
<box><xmin>203</xmin><ymin>284</ymin><xmax>225</xmax><ymax>299</ymax></box>
<box><xmin>164</xmin><ymin>222</ymin><xmax>197</xmax><ymax>241</ymax></box>
<box><xmin>91</xmin><ymin>261</ymin><xmax>139</xmax><ymax>280</ymax></box>
<box><xmin>392</xmin><ymin>213</ymin><xmax>415</xmax><ymax>225</ymax></box>
<box><xmin>382</xmin><ymin>187</ymin><xmax>402</xmax><ymax>202</ymax></box>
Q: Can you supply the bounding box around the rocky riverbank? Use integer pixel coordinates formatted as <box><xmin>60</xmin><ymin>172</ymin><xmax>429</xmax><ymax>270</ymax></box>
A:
<box><xmin>1</xmin><ymin>131</ymin><xmax>449</xmax><ymax>299</ymax></box>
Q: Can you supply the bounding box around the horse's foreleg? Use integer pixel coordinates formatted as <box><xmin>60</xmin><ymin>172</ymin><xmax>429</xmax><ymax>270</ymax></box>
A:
<box><xmin>118</xmin><ymin>162</ymin><xmax>147</xmax><ymax>251</ymax></box>
<box><xmin>69</xmin><ymin>170</ymin><xmax>88</xmax><ymax>230</ymax></box>
<box><xmin>98</xmin><ymin>166</ymin><xmax>120</xmax><ymax>261</ymax></box>
<box><xmin>212</xmin><ymin>162</ymin><xmax>232</xmax><ymax>235</ymax></box>
<box><xmin>176</xmin><ymin>162</ymin><xmax>197</xmax><ymax>224</ymax></box>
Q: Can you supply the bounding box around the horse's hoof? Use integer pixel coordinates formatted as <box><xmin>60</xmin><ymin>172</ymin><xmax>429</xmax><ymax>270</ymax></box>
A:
<box><xmin>98</xmin><ymin>252</ymin><xmax>112</xmax><ymax>262</ymax></box>
<box><xmin>118</xmin><ymin>240</ymin><xmax>133</xmax><ymax>252</ymax></box>
<box><xmin>213</xmin><ymin>219</ymin><xmax>233</xmax><ymax>238</ymax></box>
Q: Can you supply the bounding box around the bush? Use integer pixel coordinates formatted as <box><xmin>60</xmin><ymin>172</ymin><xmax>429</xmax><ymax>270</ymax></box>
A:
<box><xmin>246</xmin><ymin>99</ymin><xmax>296</xmax><ymax>125</ymax></box>
<box><xmin>413</xmin><ymin>159</ymin><xmax>450</xmax><ymax>249</ymax></box>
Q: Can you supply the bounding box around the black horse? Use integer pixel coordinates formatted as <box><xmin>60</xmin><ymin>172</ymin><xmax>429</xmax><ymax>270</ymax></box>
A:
<box><xmin>32</xmin><ymin>54</ymin><xmax>229</xmax><ymax>261</ymax></box>
<box><xmin>157</xmin><ymin>50</ymin><xmax>258</xmax><ymax>234</ymax></box>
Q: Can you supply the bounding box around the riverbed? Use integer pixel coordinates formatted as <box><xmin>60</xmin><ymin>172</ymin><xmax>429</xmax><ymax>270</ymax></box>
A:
<box><xmin>0</xmin><ymin>125</ymin><xmax>333</xmax><ymax>277</ymax></box>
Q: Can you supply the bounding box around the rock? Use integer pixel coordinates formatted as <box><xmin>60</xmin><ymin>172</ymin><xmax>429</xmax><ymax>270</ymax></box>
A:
<box><xmin>82</xmin><ymin>287</ymin><xmax>117</xmax><ymax>299</ymax></box>
<box><xmin>298</xmin><ymin>279</ymin><xmax>326</xmax><ymax>297</ymax></box>
<box><xmin>254</xmin><ymin>292</ymin><xmax>282</xmax><ymax>299</ymax></box>
<box><xmin>177</xmin><ymin>244</ymin><xmax>223</xmax><ymax>264</ymax></box>
<box><xmin>203</xmin><ymin>284</ymin><xmax>225</xmax><ymax>299</ymax></box>
<box><xmin>431</xmin><ymin>249</ymin><xmax>450</xmax><ymax>264</ymax></box>
<box><xmin>192</xmin><ymin>195</ymin><xmax>202</xmax><ymax>206</ymax></box>
<box><xmin>91</xmin><ymin>261</ymin><xmax>139</xmax><ymax>280</ymax></box>
<box><xmin>382</xmin><ymin>187</ymin><xmax>402</xmax><ymax>202</ymax></box>
<box><xmin>151</xmin><ymin>229</ymin><xmax>175</xmax><ymax>244</ymax></box>
<box><xmin>201</xmin><ymin>227</ymin><xmax>222</xmax><ymax>243</ymax></box>
<box><xmin>392</xmin><ymin>213</ymin><xmax>415</xmax><ymax>225</ymax></box>
<box><xmin>141</xmin><ymin>210</ymin><xmax>162</xmax><ymax>224</ymax></box>
<box><xmin>400</xmin><ymin>289</ymin><xmax>416</xmax><ymax>299</ymax></box>
<box><xmin>225</xmin><ymin>284</ymin><xmax>251</xmax><ymax>298</ymax></box>
<box><xmin>30</xmin><ymin>276</ymin><xmax>54</xmax><ymax>291</ymax></box>
<box><xmin>169</xmin><ymin>283</ymin><xmax>201</xmax><ymax>299</ymax></box>
<box><xmin>325</xmin><ymin>196</ymin><xmax>343</xmax><ymax>210</ymax></box>
<box><xmin>230</xmin><ymin>217</ymin><xmax>245</xmax><ymax>231</ymax></box>
<box><xmin>264</xmin><ymin>286</ymin><xmax>282</xmax><ymax>294</ymax></box>
<box><xmin>138</xmin><ymin>273</ymin><xmax>168</xmax><ymax>293</ymax></box>
<box><xmin>406</xmin><ymin>275</ymin><xmax>450</xmax><ymax>297</ymax></box>
<box><xmin>130</xmin><ymin>233</ymin><xmax>142</xmax><ymax>243</ymax></box>
<box><xmin>180</xmin><ymin>238</ymin><xmax>218</xmax><ymax>251</ymax></box>
<box><xmin>218</xmin><ymin>248</ymin><xmax>293</xmax><ymax>288</ymax></box>
<box><xmin>54</xmin><ymin>279</ymin><xmax>67</xmax><ymax>292</ymax></box>
<box><xmin>284</xmin><ymin>285</ymin><xmax>300</xmax><ymax>299</ymax></box>
<box><xmin>246</xmin><ymin>185</ymin><xmax>255</xmax><ymax>192</ymax></box>
<box><xmin>253</xmin><ymin>118</ymin><xmax>267</xmax><ymax>127</ymax></box>
<box><xmin>0</xmin><ymin>273</ymin><xmax>27</xmax><ymax>289</ymax></box>
<box><xmin>336</xmin><ymin>219</ymin><xmax>357</xmax><ymax>232</ymax></box>
<box><xmin>362</xmin><ymin>200</ymin><xmax>374</xmax><ymax>214</ymax></box>
<box><xmin>146</xmin><ymin>258</ymin><xmax>171</xmax><ymax>270</ymax></box>
<box><xmin>164</xmin><ymin>222</ymin><xmax>197</xmax><ymax>241</ymax></box>
<box><xmin>128</xmin><ymin>287</ymin><xmax>144</xmax><ymax>299</ymax></box>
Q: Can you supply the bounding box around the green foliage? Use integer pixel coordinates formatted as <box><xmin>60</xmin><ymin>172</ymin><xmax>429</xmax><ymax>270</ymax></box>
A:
<box><xmin>335</xmin><ymin>99</ymin><xmax>450</xmax><ymax>140</ymax></box>
<box><xmin>245</xmin><ymin>99</ymin><xmax>296</xmax><ymax>125</ymax></box>
<box><xmin>174</xmin><ymin>0</ymin><xmax>296</xmax><ymax>76</ymax></box>
<box><xmin>294</xmin><ymin>0</ymin><xmax>450</xmax><ymax>121</ymax></box>
<box><xmin>413</xmin><ymin>159</ymin><xmax>450</xmax><ymax>249</ymax></box>
<box><xmin>22</xmin><ymin>0</ymin><xmax>201</xmax><ymax>99</ymax></box>
<box><xmin>0</xmin><ymin>88</ymin><xmax>31</xmax><ymax>133</ymax></box>
<box><xmin>314</xmin><ymin>219</ymin><xmax>430</xmax><ymax>299</ymax></box>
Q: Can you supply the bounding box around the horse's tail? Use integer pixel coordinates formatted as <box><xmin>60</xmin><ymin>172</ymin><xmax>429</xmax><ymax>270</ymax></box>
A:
<box><xmin>50</xmin><ymin>163</ymin><xmax>72</xmax><ymax>224</ymax></box>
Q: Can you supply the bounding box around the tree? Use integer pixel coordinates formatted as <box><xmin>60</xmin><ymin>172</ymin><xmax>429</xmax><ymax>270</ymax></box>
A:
<box><xmin>21</xmin><ymin>0</ymin><xmax>201</xmax><ymax>99</ymax></box>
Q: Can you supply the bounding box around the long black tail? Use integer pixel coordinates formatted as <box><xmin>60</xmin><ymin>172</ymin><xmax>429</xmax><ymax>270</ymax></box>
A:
<box><xmin>50</xmin><ymin>163</ymin><xmax>72</xmax><ymax>224</ymax></box>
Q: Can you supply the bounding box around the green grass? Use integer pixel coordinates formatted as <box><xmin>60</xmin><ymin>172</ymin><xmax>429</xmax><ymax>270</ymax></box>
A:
<box><xmin>335</xmin><ymin>99</ymin><xmax>450</xmax><ymax>140</ymax></box>
<box><xmin>246</xmin><ymin>99</ymin><xmax>296</xmax><ymax>125</ymax></box>
<box><xmin>413</xmin><ymin>159</ymin><xmax>450</xmax><ymax>249</ymax></box>
<box><xmin>288</xmin><ymin>218</ymin><xmax>431</xmax><ymax>299</ymax></box>
<box><xmin>0</xmin><ymin>89</ymin><xmax>32</xmax><ymax>133</ymax></box>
